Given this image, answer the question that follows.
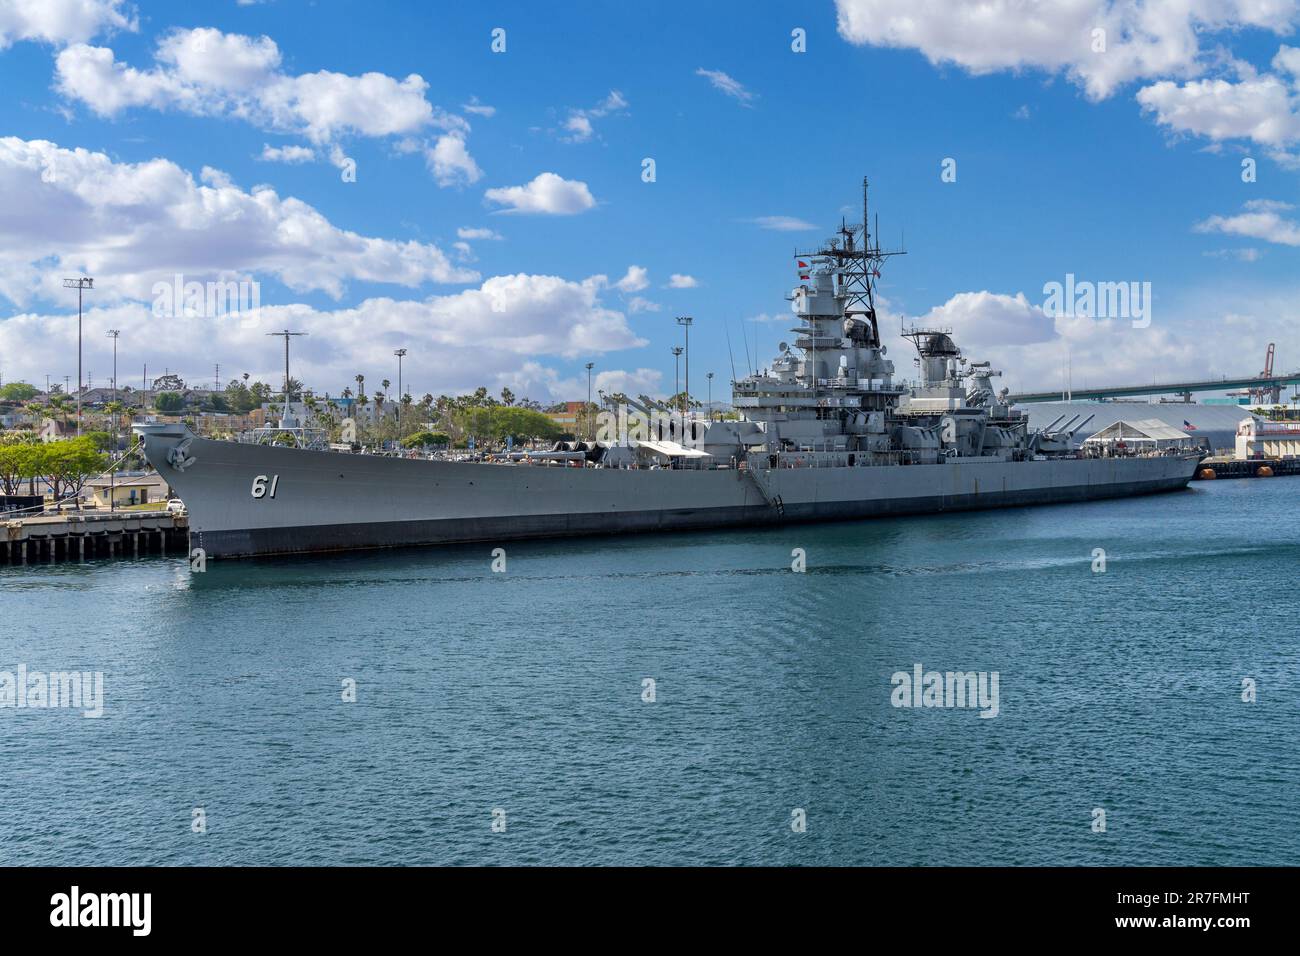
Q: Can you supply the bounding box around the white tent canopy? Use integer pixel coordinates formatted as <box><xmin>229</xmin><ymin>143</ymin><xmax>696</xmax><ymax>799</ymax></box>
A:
<box><xmin>1082</xmin><ymin>418</ymin><xmax>1191</xmax><ymax>445</ymax></box>
<box><xmin>634</xmin><ymin>439</ymin><xmax>710</xmax><ymax>458</ymax></box>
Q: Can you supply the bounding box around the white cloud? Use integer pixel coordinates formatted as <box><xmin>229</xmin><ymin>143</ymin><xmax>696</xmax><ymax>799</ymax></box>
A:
<box><xmin>627</xmin><ymin>296</ymin><xmax>660</xmax><ymax>313</ymax></box>
<box><xmin>1137</xmin><ymin>55</ymin><xmax>1300</xmax><ymax>150</ymax></box>
<box><xmin>750</xmin><ymin>216</ymin><xmax>816</xmax><ymax>231</ymax></box>
<box><xmin>913</xmin><ymin>291</ymin><xmax>1056</xmax><ymax>350</ymax></box>
<box><xmin>0</xmin><ymin>0</ymin><xmax>134</xmax><ymax>49</ymax></box>
<box><xmin>563</xmin><ymin>114</ymin><xmax>594</xmax><ymax>142</ymax></box>
<box><xmin>457</xmin><ymin>227</ymin><xmax>502</xmax><ymax>241</ymax></box>
<box><xmin>876</xmin><ymin>283</ymin><xmax>1295</xmax><ymax>395</ymax></box>
<box><xmin>696</xmin><ymin>68</ymin><xmax>755</xmax><ymax>106</ymax></box>
<box><xmin>667</xmin><ymin>273</ymin><xmax>698</xmax><ymax>288</ymax></box>
<box><xmin>614</xmin><ymin>265</ymin><xmax>649</xmax><ymax>293</ymax></box>
<box><xmin>484</xmin><ymin>172</ymin><xmax>596</xmax><ymax>215</ymax></box>
<box><xmin>0</xmin><ymin>136</ymin><xmax>476</xmax><ymax>306</ymax></box>
<box><xmin>1203</xmin><ymin>247</ymin><xmax>1264</xmax><ymax>261</ymax></box>
<box><xmin>1195</xmin><ymin>199</ymin><xmax>1300</xmax><ymax>246</ymax></box>
<box><xmin>424</xmin><ymin>131</ymin><xmax>483</xmax><ymax>187</ymax></box>
<box><xmin>833</xmin><ymin>0</ymin><xmax>1300</xmax><ymax>102</ymax></box>
<box><xmin>53</xmin><ymin>42</ymin><xmax>179</xmax><ymax>114</ymax></box>
<box><xmin>592</xmin><ymin>367</ymin><xmax>663</xmax><ymax>397</ymax></box>
<box><xmin>559</xmin><ymin>89</ymin><xmax>628</xmax><ymax>142</ymax></box>
<box><xmin>156</xmin><ymin>25</ymin><xmax>280</xmax><ymax>91</ymax></box>
<box><xmin>494</xmin><ymin>363</ymin><xmax>663</xmax><ymax>402</ymax></box>
<box><xmin>54</xmin><ymin>27</ymin><xmax>467</xmax><ymax>147</ymax></box>
<box><xmin>0</xmin><ymin>274</ymin><xmax>647</xmax><ymax>400</ymax></box>
<box><xmin>258</xmin><ymin>143</ymin><xmax>315</xmax><ymax>163</ymax></box>
<box><xmin>462</xmin><ymin>96</ymin><xmax>495</xmax><ymax>117</ymax></box>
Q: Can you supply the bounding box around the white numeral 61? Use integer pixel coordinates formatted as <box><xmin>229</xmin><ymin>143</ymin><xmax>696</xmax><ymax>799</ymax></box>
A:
<box><xmin>251</xmin><ymin>474</ymin><xmax>280</xmax><ymax>499</ymax></box>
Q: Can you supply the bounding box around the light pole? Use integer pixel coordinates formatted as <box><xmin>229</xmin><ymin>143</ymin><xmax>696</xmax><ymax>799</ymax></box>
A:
<box><xmin>63</xmin><ymin>277</ymin><xmax>93</xmax><ymax>436</ymax></box>
<box><xmin>707</xmin><ymin>371</ymin><xmax>714</xmax><ymax>421</ymax></box>
<box><xmin>105</xmin><ymin>330</ymin><xmax>120</xmax><ymax>439</ymax></box>
<box><xmin>671</xmin><ymin>347</ymin><xmax>683</xmax><ymax>420</ymax></box>
<box><xmin>585</xmin><ymin>362</ymin><xmax>595</xmax><ymax>440</ymax></box>
<box><xmin>394</xmin><ymin>348</ymin><xmax>407</xmax><ymax>439</ymax></box>
<box><xmin>675</xmin><ymin>316</ymin><xmax>692</xmax><ymax>415</ymax></box>
<box><xmin>106</xmin><ymin>329</ymin><xmax>120</xmax><ymax>511</ymax></box>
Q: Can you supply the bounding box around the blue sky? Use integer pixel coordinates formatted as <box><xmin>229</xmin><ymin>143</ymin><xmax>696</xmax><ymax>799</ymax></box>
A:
<box><xmin>1</xmin><ymin>0</ymin><xmax>1298</xmax><ymax>402</ymax></box>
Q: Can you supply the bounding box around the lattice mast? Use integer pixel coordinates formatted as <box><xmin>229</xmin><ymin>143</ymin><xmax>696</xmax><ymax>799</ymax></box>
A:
<box><xmin>794</xmin><ymin>177</ymin><xmax>905</xmax><ymax>348</ymax></box>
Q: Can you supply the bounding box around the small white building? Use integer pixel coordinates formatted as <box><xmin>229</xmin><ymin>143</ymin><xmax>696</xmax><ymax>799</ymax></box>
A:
<box><xmin>1235</xmin><ymin>418</ymin><xmax>1300</xmax><ymax>459</ymax></box>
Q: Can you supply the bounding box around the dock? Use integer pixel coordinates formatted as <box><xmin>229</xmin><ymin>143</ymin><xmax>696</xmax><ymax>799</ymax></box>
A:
<box><xmin>1194</xmin><ymin>458</ymin><xmax>1300</xmax><ymax>480</ymax></box>
<box><xmin>2</xmin><ymin>512</ymin><xmax>189</xmax><ymax>564</ymax></box>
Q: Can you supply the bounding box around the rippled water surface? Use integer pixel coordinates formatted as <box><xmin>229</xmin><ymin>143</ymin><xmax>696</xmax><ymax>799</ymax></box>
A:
<box><xmin>3</xmin><ymin>478</ymin><xmax>1297</xmax><ymax>865</ymax></box>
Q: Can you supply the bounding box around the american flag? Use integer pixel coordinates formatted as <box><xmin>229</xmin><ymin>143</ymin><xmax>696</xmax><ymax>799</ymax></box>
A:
<box><xmin>1183</xmin><ymin>420</ymin><xmax>1198</xmax><ymax>431</ymax></box>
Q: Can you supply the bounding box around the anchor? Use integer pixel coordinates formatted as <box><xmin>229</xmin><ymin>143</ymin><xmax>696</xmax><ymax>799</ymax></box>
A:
<box><xmin>167</xmin><ymin>437</ymin><xmax>197</xmax><ymax>472</ymax></box>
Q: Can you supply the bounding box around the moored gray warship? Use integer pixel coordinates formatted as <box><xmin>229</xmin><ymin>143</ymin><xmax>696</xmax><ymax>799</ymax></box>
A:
<box><xmin>136</xmin><ymin>180</ymin><xmax>1202</xmax><ymax>559</ymax></box>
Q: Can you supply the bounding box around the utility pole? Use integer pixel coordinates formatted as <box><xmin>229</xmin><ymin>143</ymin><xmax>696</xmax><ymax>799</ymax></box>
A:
<box><xmin>267</xmin><ymin>329</ymin><xmax>307</xmax><ymax>425</ymax></box>
<box><xmin>707</xmin><ymin>371</ymin><xmax>714</xmax><ymax>421</ymax></box>
<box><xmin>675</xmin><ymin>316</ymin><xmax>693</xmax><ymax>415</ymax></box>
<box><xmin>585</xmin><ymin>362</ymin><xmax>595</xmax><ymax>440</ymax></box>
<box><xmin>394</xmin><ymin>348</ymin><xmax>407</xmax><ymax>440</ymax></box>
<box><xmin>63</xmin><ymin>277</ymin><xmax>93</xmax><ymax>436</ymax></box>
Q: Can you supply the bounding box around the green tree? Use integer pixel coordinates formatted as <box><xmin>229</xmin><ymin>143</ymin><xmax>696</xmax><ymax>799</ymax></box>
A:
<box><xmin>84</xmin><ymin>430</ymin><xmax>113</xmax><ymax>452</ymax></box>
<box><xmin>0</xmin><ymin>437</ymin><xmax>39</xmax><ymax>495</ymax></box>
<box><xmin>224</xmin><ymin>379</ymin><xmax>253</xmax><ymax>413</ymax></box>
<box><xmin>30</xmin><ymin>437</ymin><xmax>105</xmax><ymax>500</ymax></box>
<box><xmin>47</xmin><ymin>394</ymin><xmax>71</xmax><ymax>429</ymax></box>
<box><xmin>454</xmin><ymin>406</ymin><xmax>562</xmax><ymax>445</ymax></box>
<box><xmin>155</xmin><ymin>391</ymin><xmax>185</xmax><ymax>413</ymax></box>
<box><xmin>400</xmin><ymin>430</ymin><xmax>449</xmax><ymax>449</ymax></box>
<box><xmin>0</xmin><ymin>382</ymin><xmax>38</xmax><ymax>402</ymax></box>
<box><xmin>248</xmin><ymin>381</ymin><xmax>274</xmax><ymax>406</ymax></box>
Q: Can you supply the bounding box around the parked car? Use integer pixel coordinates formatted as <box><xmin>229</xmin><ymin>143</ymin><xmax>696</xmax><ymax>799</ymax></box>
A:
<box><xmin>165</xmin><ymin>498</ymin><xmax>186</xmax><ymax>513</ymax></box>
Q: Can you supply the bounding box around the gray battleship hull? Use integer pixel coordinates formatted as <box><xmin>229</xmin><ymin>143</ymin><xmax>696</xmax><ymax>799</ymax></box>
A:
<box><xmin>137</xmin><ymin>425</ymin><xmax>1200</xmax><ymax>559</ymax></box>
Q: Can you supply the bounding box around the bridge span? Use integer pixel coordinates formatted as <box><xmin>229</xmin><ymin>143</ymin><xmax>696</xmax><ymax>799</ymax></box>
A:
<box><xmin>1008</xmin><ymin>372</ymin><xmax>1300</xmax><ymax>404</ymax></box>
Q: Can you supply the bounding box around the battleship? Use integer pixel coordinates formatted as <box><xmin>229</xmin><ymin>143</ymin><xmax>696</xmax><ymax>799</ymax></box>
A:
<box><xmin>135</xmin><ymin>180</ymin><xmax>1202</xmax><ymax>559</ymax></box>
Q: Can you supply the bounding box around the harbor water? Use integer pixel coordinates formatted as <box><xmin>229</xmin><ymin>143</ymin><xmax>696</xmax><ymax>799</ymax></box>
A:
<box><xmin>3</xmin><ymin>477</ymin><xmax>1297</xmax><ymax>866</ymax></box>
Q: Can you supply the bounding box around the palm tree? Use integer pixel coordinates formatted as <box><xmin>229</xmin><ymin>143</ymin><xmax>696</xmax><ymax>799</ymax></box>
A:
<box><xmin>105</xmin><ymin>400</ymin><xmax>125</xmax><ymax>452</ymax></box>
<box><xmin>48</xmin><ymin>394</ymin><xmax>70</xmax><ymax>430</ymax></box>
<box><xmin>400</xmin><ymin>393</ymin><xmax>413</xmax><ymax>437</ymax></box>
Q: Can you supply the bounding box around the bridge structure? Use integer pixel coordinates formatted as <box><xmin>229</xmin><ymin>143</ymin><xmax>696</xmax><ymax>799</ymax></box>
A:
<box><xmin>1007</xmin><ymin>372</ymin><xmax>1300</xmax><ymax>404</ymax></box>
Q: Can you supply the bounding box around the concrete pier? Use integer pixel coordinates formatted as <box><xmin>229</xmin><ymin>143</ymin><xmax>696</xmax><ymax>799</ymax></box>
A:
<box><xmin>2</xmin><ymin>512</ymin><xmax>189</xmax><ymax>565</ymax></box>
